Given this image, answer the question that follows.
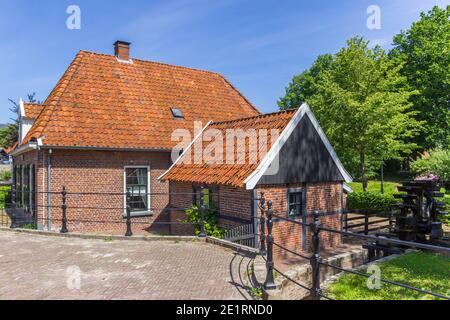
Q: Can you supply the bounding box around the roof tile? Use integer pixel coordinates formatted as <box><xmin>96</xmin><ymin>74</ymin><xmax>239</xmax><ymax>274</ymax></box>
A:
<box><xmin>23</xmin><ymin>51</ymin><xmax>260</xmax><ymax>149</ymax></box>
<box><xmin>161</xmin><ymin>109</ymin><xmax>297</xmax><ymax>188</ymax></box>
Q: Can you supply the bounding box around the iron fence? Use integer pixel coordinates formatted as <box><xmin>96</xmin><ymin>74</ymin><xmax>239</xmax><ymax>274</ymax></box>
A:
<box><xmin>0</xmin><ymin>186</ymin><xmax>254</xmax><ymax>240</ymax></box>
<box><xmin>2</xmin><ymin>186</ymin><xmax>449</xmax><ymax>300</ymax></box>
<box><xmin>222</xmin><ymin>223</ymin><xmax>256</xmax><ymax>248</ymax></box>
<box><xmin>257</xmin><ymin>192</ymin><xmax>450</xmax><ymax>300</ymax></box>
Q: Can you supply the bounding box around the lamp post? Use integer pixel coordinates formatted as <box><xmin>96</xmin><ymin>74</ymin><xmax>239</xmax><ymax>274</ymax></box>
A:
<box><xmin>380</xmin><ymin>159</ymin><xmax>385</xmax><ymax>195</ymax></box>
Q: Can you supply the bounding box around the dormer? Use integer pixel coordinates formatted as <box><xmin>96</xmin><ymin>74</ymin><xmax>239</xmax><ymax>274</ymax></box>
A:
<box><xmin>18</xmin><ymin>98</ymin><xmax>44</xmax><ymax>145</ymax></box>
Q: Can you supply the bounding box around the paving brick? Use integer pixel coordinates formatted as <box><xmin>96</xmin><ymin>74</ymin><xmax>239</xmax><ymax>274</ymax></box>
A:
<box><xmin>0</xmin><ymin>231</ymin><xmax>253</xmax><ymax>300</ymax></box>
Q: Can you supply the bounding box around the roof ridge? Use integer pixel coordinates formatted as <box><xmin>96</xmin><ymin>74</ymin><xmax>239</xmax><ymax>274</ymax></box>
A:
<box><xmin>79</xmin><ymin>49</ymin><xmax>222</xmax><ymax>76</ymax></box>
<box><xmin>210</xmin><ymin>108</ymin><xmax>298</xmax><ymax>126</ymax></box>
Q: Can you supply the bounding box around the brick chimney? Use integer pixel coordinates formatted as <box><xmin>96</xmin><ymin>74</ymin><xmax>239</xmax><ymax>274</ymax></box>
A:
<box><xmin>114</xmin><ymin>40</ymin><xmax>131</xmax><ymax>61</ymax></box>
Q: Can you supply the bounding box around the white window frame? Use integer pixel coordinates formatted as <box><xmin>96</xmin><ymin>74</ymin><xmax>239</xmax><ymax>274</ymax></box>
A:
<box><xmin>123</xmin><ymin>166</ymin><xmax>151</xmax><ymax>217</ymax></box>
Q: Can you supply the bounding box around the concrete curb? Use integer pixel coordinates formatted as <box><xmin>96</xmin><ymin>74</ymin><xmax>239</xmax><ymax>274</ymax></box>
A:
<box><xmin>0</xmin><ymin>226</ymin><xmax>205</xmax><ymax>243</ymax></box>
<box><xmin>206</xmin><ymin>236</ymin><xmax>259</xmax><ymax>256</ymax></box>
<box><xmin>0</xmin><ymin>227</ymin><xmax>263</xmax><ymax>256</ymax></box>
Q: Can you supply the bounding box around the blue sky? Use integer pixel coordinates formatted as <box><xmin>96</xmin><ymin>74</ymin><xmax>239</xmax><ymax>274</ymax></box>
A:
<box><xmin>0</xmin><ymin>0</ymin><xmax>447</xmax><ymax>123</ymax></box>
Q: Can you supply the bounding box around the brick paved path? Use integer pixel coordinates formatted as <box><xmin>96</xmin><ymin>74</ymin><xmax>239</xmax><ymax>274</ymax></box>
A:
<box><xmin>0</xmin><ymin>231</ymin><xmax>255</xmax><ymax>300</ymax></box>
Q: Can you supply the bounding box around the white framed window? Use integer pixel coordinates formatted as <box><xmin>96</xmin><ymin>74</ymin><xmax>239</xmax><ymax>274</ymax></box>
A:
<box><xmin>123</xmin><ymin>166</ymin><xmax>151</xmax><ymax>216</ymax></box>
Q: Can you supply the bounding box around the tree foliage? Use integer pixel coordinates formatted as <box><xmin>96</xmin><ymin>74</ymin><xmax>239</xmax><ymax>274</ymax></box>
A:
<box><xmin>390</xmin><ymin>5</ymin><xmax>450</xmax><ymax>150</ymax></box>
<box><xmin>280</xmin><ymin>37</ymin><xmax>421</xmax><ymax>190</ymax></box>
<box><xmin>0</xmin><ymin>124</ymin><xmax>18</xmax><ymax>148</ymax></box>
<box><xmin>1</xmin><ymin>93</ymin><xmax>39</xmax><ymax>148</ymax></box>
<box><xmin>411</xmin><ymin>149</ymin><xmax>450</xmax><ymax>182</ymax></box>
<box><xmin>278</xmin><ymin>54</ymin><xmax>334</xmax><ymax>110</ymax></box>
<box><xmin>278</xmin><ymin>6</ymin><xmax>449</xmax><ymax>190</ymax></box>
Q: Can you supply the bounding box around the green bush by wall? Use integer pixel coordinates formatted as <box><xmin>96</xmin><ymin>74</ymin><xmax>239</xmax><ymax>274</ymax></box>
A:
<box><xmin>348</xmin><ymin>191</ymin><xmax>398</xmax><ymax>211</ymax></box>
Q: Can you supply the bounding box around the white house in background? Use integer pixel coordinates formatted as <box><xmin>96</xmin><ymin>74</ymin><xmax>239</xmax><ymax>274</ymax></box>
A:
<box><xmin>18</xmin><ymin>98</ymin><xmax>44</xmax><ymax>145</ymax></box>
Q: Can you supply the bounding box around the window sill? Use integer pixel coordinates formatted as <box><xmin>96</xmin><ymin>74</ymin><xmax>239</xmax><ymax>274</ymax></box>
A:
<box><xmin>122</xmin><ymin>211</ymin><xmax>153</xmax><ymax>218</ymax></box>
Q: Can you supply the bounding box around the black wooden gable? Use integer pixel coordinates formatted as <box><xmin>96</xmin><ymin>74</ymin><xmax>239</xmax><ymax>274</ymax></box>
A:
<box><xmin>256</xmin><ymin>115</ymin><xmax>345</xmax><ymax>186</ymax></box>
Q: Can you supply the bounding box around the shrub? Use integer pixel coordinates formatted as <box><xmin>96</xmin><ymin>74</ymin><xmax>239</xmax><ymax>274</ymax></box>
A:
<box><xmin>348</xmin><ymin>191</ymin><xmax>398</xmax><ymax>211</ymax></box>
<box><xmin>0</xmin><ymin>186</ymin><xmax>11</xmax><ymax>209</ymax></box>
<box><xmin>22</xmin><ymin>223</ymin><xmax>37</xmax><ymax>230</ymax></box>
<box><xmin>184</xmin><ymin>205</ymin><xmax>226</xmax><ymax>238</ymax></box>
<box><xmin>440</xmin><ymin>193</ymin><xmax>450</xmax><ymax>226</ymax></box>
<box><xmin>0</xmin><ymin>171</ymin><xmax>11</xmax><ymax>181</ymax></box>
<box><xmin>411</xmin><ymin>149</ymin><xmax>450</xmax><ymax>183</ymax></box>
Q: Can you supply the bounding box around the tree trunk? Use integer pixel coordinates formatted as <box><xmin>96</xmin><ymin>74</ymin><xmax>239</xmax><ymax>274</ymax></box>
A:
<box><xmin>360</xmin><ymin>151</ymin><xmax>367</xmax><ymax>192</ymax></box>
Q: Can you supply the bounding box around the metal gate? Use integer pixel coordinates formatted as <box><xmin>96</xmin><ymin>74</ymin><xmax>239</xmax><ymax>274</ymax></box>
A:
<box><xmin>222</xmin><ymin>223</ymin><xmax>256</xmax><ymax>248</ymax></box>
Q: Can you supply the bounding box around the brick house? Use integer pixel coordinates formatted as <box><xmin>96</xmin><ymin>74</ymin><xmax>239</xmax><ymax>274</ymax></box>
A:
<box><xmin>10</xmin><ymin>40</ymin><xmax>352</xmax><ymax>252</ymax></box>
<box><xmin>159</xmin><ymin>104</ymin><xmax>352</xmax><ymax>255</ymax></box>
<box><xmin>10</xmin><ymin>41</ymin><xmax>260</xmax><ymax>233</ymax></box>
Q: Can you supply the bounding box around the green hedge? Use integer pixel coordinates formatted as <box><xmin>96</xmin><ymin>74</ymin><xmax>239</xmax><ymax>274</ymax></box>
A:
<box><xmin>348</xmin><ymin>191</ymin><xmax>398</xmax><ymax>211</ymax></box>
<box><xmin>441</xmin><ymin>193</ymin><xmax>450</xmax><ymax>225</ymax></box>
<box><xmin>0</xmin><ymin>186</ymin><xmax>11</xmax><ymax>209</ymax></box>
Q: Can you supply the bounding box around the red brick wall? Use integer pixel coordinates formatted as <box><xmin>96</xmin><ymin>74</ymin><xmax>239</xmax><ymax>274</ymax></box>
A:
<box><xmin>14</xmin><ymin>149</ymin><xmax>172</xmax><ymax>234</ymax></box>
<box><xmin>168</xmin><ymin>182</ymin><xmax>254</xmax><ymax>230</ymax></box>
<box><xmin>218</xmin><ymin>185</ymin><xmax>253</xmax><ymax>227</ymax></box>
<box><xmin>256</xmin><ymin>182</ymin><xmax>343</xmax><ymax>261</ymax></box>
<box><xmin>13</xmin><ymin>149</ymin><xmax>344</xmax><ymax>249</ymax></box>
<box><xmin>168</xmin><ymin>182</ymin><xmax>196</xmax><ymax>235</ymax></box>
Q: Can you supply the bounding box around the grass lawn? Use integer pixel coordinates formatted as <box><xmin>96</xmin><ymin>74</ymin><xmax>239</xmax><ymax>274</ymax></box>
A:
<box><xmin>348</xmin><ymin>180</ymin><xmax>401</xmax><ymax>195</ymax></box>
<box><xmin>326</xmin><ymin>251</ymin><xmax>450</xmax><ymax>300</ymax></box>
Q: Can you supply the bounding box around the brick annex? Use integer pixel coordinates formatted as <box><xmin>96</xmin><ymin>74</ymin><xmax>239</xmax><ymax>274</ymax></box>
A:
<box><xmin>9</xmin><ymin>41</ymin><xmax>352</xmax><ymax>256</ymax></box>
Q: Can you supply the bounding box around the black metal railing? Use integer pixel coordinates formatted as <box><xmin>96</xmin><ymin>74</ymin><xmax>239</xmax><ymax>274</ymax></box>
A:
<box><xmin>0</xmin><ymin>186</ymin><xmax>255</xmax><ymax>240</ymax></box>
<box><xmin>257</xmin><ymin>192</ymin><xmax>450</xmax><ymax>300</ymax></box>
<box><xmin>0</xmin><ymin>187</ymin><xmax>219</xmax><ymax>237</ymax></box>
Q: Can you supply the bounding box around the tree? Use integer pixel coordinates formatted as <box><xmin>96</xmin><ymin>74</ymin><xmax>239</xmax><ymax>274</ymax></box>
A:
<box><xmin>2</xmin><ymin>93</ymin><xmax>40</xmax><ymax>148</ymax></box>
<box><xmin>390</xmin><ymin>5</ymin><xmax>450</xmax><ymax>151</ymax></box>
<box><xmin>411</xmin><ymin>149</ymin><xmax>450</xmax><ymax>183</ymax></box>
<box><xmin>307</xmin><ymin>37</ymin><xmax>420</xmax><ymax>191</ymax></box>
<box><xmin>278</xmin><ymin>54</ymin><xmax>334</xmax><ymax>110</ymax></box>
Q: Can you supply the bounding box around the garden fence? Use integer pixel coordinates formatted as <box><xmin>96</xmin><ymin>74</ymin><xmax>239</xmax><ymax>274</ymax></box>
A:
<box><xmin>256</xmin><ymin>192</ymin><xmax>450</xmax><ymax>300</ymax></box>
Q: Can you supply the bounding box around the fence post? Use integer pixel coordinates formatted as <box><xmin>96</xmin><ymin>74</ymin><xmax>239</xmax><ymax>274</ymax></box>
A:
<box><xmin>344</xmin><ymin>212</ymin><xmax>348</xmax><ymax>232</ymax></box>
<box><xmin>11</xmin><ymin>183</ymin><xmax>16</xmax><ymax>208</ymax></box>
<box><xmin>364</xmin><ymin>211</ymin><xmax>369</xmax><ymax>235</ymax></box>
<box><xmin>198</xmin><ymin>187</ymin><xmax>207</xmax><ymax>238</ymax></box>
<box><xmin>125</xmin><ymin>189</ymin><xmax>133</xmax><ymax>237</ymax></box>
<box><xmin>264</xmin><ymin>200</ymin><xmax>276</xmax><ymax>290</ymax></box>
<box><xmin>310</xmin><ymin>211</ymin><xmax>322</xmax><ymax>300</ymax></box>
<box><xmin>60</xmin><ymin>186</ymin><xmax>68</xmax><ymax>234</ymax></box>
<box><xmin>259</xmin><ymin>192</ymin><xmax>266</xmax><ymax>255</ymax></box>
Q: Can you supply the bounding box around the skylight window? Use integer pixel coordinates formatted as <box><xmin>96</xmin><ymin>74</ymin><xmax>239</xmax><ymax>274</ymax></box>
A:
<box><xmin>171</xmin><ymin>108</ymin><xmax>184</xmax><ymax>119</ymax></box>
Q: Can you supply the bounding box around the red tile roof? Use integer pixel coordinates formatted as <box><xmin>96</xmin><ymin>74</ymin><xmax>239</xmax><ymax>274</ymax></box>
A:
<box><xmin>23</xmin><ymin>103</ymin><xmax>44</xmax><ymax>119</ymax></box>
<box><xmin>23</xmin><ymin>51</ymin><xmax>260</xmax><ymax>149</ymax></box>
<box><xmin>160</xmin><ymin>109</ymin><xmax>297</xmax><ymax>188</ymax></box>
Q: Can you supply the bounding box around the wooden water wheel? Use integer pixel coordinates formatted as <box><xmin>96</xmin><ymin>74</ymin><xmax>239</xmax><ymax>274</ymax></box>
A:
<box><xmin>394</xmin><ymin>180</ymin><xmax>447</xmax><ymax>242</ymax></box>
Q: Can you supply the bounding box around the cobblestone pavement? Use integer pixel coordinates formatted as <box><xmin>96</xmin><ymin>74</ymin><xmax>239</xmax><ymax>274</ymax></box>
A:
<box><xmin>0</xmin><ymin>231</ymin><xmax>255</xmax><ymax>300</ymax></box>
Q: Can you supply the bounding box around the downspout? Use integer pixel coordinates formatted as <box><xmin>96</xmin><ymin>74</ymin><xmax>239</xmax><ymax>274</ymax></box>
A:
<box><xmin>47</xmin><ymin>149</ymin><xmax>52</xmax><ymax>231</ymax></box>
<box><xmin>252</xmin><ymin>189</ymin><xmax>258</xmax><ymax>249</ymax></box>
